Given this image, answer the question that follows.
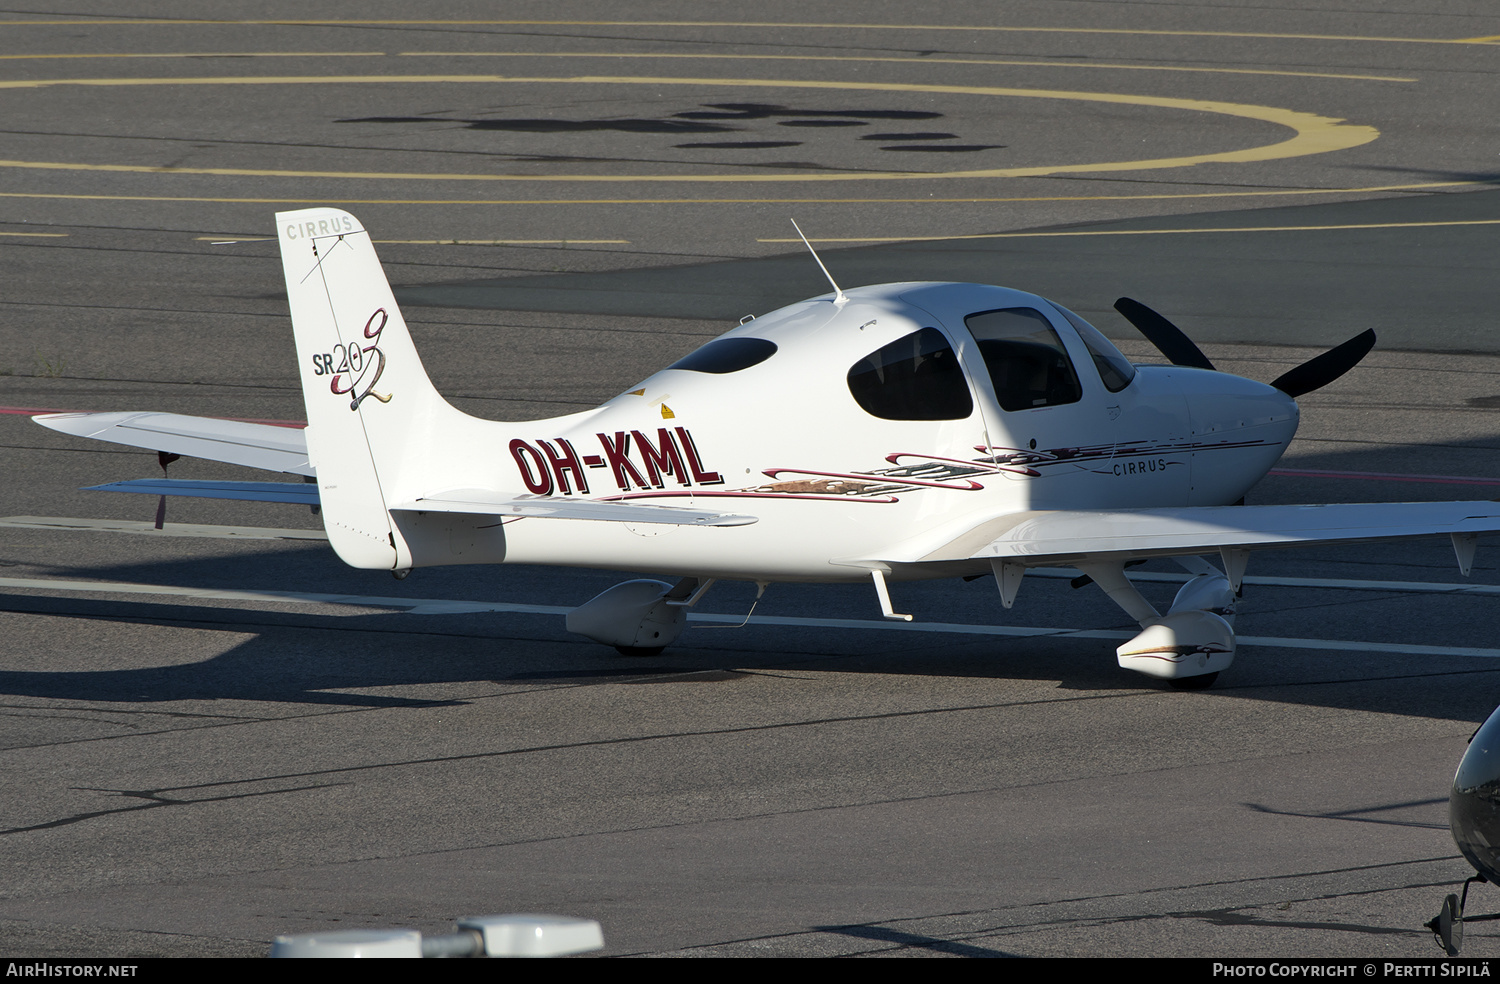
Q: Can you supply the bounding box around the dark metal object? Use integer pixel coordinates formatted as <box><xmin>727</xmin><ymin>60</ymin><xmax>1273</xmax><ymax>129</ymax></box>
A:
<box><xmin>1428</xmin><ymin>704</ymin><xmax>1500</xmax><ymax>954</ymax></box>
<box><xmin>1269</xmin><ymin>329</ymin><xmax>1377</xmax><ymax>398</ymax></box>
<box><xmin>1113</xmin><ymin>297</ymin><xmax>1215</xmax><ymax>371</ymax></box>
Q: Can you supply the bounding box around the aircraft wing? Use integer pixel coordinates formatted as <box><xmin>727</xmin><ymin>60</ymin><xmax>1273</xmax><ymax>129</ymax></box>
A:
<box><xmin>910</xmin><ymin>501</ymin><xmax>1500</xmax><ymax>567</ymax></box>
<box><xmin>391</xmin><ymin>489</ymin><xmax>757</xmax><ymax>527</ymax></box>
<box><xmin>34</xmin><ymin>411</ymin><xmax>313</xmax><ymax>476</ymax></box>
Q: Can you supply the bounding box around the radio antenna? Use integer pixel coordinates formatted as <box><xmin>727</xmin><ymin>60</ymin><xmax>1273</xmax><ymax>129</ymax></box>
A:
<box><xmin>790</xmin><ymin>218</ymin><xmax>847</xmax><ymax>304</ymax></box>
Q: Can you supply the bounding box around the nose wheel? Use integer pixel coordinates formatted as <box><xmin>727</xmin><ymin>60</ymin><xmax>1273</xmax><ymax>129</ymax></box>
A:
<box><xmin>1167</xmin><ymin>672</ymin><xmax>1218</xmax><ymax>691</ymax></box>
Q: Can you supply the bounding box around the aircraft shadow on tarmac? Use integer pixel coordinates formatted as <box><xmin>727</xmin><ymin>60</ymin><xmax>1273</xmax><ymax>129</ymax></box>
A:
<box><xmin>337</xmin><ymin>101</ymin><xmax>1006</xmax><ymax>163</ymax></box>
<box><xmin>812</xmin><ymin>924</ymin><xmax>1019</xmax><ymax>958</ymax></box>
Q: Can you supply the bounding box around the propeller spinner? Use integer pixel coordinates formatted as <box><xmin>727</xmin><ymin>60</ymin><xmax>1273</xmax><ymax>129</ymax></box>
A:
<box><xmin>1113</xmin><ymin>297</ymin><xmax>1375</xmax><ymax>398</ymax></box>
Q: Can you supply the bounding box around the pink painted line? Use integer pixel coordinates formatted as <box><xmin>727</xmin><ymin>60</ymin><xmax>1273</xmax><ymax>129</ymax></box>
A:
<box><xmin>1270</xmin><ymin>468</ymin><xmax>1500</xmax><ymax>486</ymax></box>
<box><xmin>219</xmin><ymin>417</ymin><xmax>307</xmax><ymax>429</ymax></box>
<box><xmin>0</xmin><ymin>406</ymin><xmax>69</xmax><ymax>416</ymax></box>
<box><xmin>0</xmin><ymin>406</ymin><xmax>306</xmax><ymax>428</ymax></box>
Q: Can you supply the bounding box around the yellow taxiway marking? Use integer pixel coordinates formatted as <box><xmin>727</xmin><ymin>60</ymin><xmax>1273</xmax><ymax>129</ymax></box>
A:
<box><xmin>378</xmin><ymin>238</ymin><xmax>630</xmax><ymax>245</ymax></box>
<box><xmin>0</xmin><ymin>51</ymin><xmax>384</xmax><ymax>60</ymax></box>
<box><xmin>396</xmin><ymin>51</ymin><xmax>1414</xmax><ymax>84</ymax></box>
<box><xmin>0</xmin><ymin>74</ymin><xmax>1379</xmax><ymax>183</ymax></box>
<box><xmin>0</xmin><ymin>19</ymin><xmax>1495</xmax><ymax>45</ymax></box>
<box><xmin>198</xmin><ymin>236</ymin><xmax>629</xmax><ymax>244</ymax></box>
<box><xmin>0</xmin><ymin>178</ymin><xmax>1487</xmax><ymax>207</ymax></box>
<box><xmin>762</xmin><ymin>217</ymin><xmax>1500</xmax><ymax>244</ymax></box>
<box><xmin>0</xmin><ymin>179</ymin><xmax>1487</xmax><ymax>207</ymax></box>
<box><xmin>0</xmin><ymin>49</ymin><xmax>1414</xmax><ymax>82</ymax></box>
<box><xmin>0</xmin><ymin>231</ymin><xmax>67</xmax><ymax>237</ymax></box>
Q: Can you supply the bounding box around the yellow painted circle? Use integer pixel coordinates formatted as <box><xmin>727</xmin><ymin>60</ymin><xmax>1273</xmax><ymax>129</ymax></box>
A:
<box><xmin>0</xmin><ymin>74</ymin><xmax>1379</xmax><ymax>183</ymax></box>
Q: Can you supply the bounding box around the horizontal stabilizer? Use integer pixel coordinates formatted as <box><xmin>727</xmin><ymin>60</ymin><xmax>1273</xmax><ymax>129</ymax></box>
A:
<box><xmin>957</xmin><ymin>501</ymin><xmax>1500</xmax><ymax>564</ymax></box>
<box><xmin>393</xmin><ymin>489</ymin><xmax>757</xmax><ymax>527</ymax></box>
<box><xmin>36</xmin><ymin>412</ymin><xmax>312</xmax><ymax>476</ymax></box>
<box><xmin>86</xmin><ymin>479</ymin><xmax>320</xmax><ymax>506</ymax></box>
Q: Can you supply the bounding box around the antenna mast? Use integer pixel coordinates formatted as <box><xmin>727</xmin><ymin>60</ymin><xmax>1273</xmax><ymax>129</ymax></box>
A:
<box><xmin>790</xmin><ymin>219</ymin><xmax>847</xmax><ymax>304</ymax></box>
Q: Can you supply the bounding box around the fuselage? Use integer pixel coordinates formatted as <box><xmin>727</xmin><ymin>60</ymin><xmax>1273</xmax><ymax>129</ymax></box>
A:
<box><xmin>393</xmin><ymin>283</ymin><xmax>1299</xmax><ymax>582</ymax></box>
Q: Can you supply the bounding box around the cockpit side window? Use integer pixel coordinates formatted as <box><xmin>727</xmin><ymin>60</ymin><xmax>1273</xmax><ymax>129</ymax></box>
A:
<box><xmin>847</xmin><ymin>327</ymin><xmax>973</xmax><ymax>421</ymax></box>
<box><xmin>1049</xmin><ymin>303</ymin><xmax>1136</xmax><ymax>393</ymax></box>
<box><xmin>963</xmin><ymin>308</ymin><xmax>1083</xmax><ymax>411</ymax></box>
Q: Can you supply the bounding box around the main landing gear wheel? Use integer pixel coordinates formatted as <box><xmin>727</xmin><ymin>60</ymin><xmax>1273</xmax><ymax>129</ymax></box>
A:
<box><xmin>1168</xmin><ymin>672</ymin><xmax>1218</xmax><ymax>691</ymax></box>
<box><xmin>615</xmin><ymin>645</ymin><xmax>665</xmax><ymax>657</ymax></box>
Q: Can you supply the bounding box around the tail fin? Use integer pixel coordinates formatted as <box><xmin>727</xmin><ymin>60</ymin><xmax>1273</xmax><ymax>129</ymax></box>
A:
<box><xmin>277</xmin><ymin>207</ymin><xmax>481</xmax><ymax>569</ymax></box>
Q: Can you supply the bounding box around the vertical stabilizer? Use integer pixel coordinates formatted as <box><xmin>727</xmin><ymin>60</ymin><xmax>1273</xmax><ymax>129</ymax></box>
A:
<box><xmin>277</xmin><ymin>207</ymin><xmax>469</xmax><ymax>569</ymax></box>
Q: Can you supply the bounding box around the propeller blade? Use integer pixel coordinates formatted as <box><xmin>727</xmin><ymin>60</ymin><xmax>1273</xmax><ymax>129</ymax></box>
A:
<box><xmin>1268</xmin><ymin>329</ymin><xmax>1376</xmax><ymax>398</ymax></box>
<box><xmin>1113</xmin><ymin>297</ymin><xmax>1215</xmax><ymax>371</ymax></box>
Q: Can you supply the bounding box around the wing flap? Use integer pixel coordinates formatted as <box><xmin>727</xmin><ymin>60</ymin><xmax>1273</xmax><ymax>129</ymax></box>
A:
<box><xmin>35</xmin><ymin>412</ymin><xmax>313</xmax><ymax>476</ymax></box>
<box><xmin>393</xmin><ymin>488</ymin><xmax>756</xmax><ymax>527</ymax></box>
<box><xmin>945</xmin><ymin>501</ymin><xmax>1500</xmax><ymax>565</ymax></box>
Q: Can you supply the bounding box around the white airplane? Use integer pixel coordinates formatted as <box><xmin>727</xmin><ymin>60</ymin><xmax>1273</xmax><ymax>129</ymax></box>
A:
<box><xmin>33</xmin><ymin>207</ymin><xmax>1500</xmax><ymax>688</ymax></box>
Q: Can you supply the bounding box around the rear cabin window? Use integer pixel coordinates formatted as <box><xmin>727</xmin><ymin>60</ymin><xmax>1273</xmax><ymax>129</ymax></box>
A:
<box><xmin>964</xmin><ymin>308</ymin><xmax>1083</xmax><ymax>411</ymax></box>
<box><xmin>847</xmin><ymin>327</ymin><xmax>973</xmax><ymax>421</ymax></box>
<box><xmin>667</xmin><ymin>337</ymin><xmax>778</xmax><ymax>374</ymax></box>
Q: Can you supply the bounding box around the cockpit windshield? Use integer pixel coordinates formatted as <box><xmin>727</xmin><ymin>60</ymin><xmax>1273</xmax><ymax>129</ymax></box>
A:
<box><xmin>1048</xmin><ymin>303</ymin><xmax>1136</xmax><ymax>393</ymax></box>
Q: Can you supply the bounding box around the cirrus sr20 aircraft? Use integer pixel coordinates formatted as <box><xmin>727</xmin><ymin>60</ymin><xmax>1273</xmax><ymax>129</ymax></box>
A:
<box><xmin>33</xmin><ymin>208</ymin><xmax>1500</xmax><ymax>689</ymax></box>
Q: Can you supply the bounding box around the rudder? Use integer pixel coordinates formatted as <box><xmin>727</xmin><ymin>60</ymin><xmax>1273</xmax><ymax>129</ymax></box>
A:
<box><xmin>277</xmin><ymin>207</ymin><xmax>473</xmax><ymax>569</ymax></box>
